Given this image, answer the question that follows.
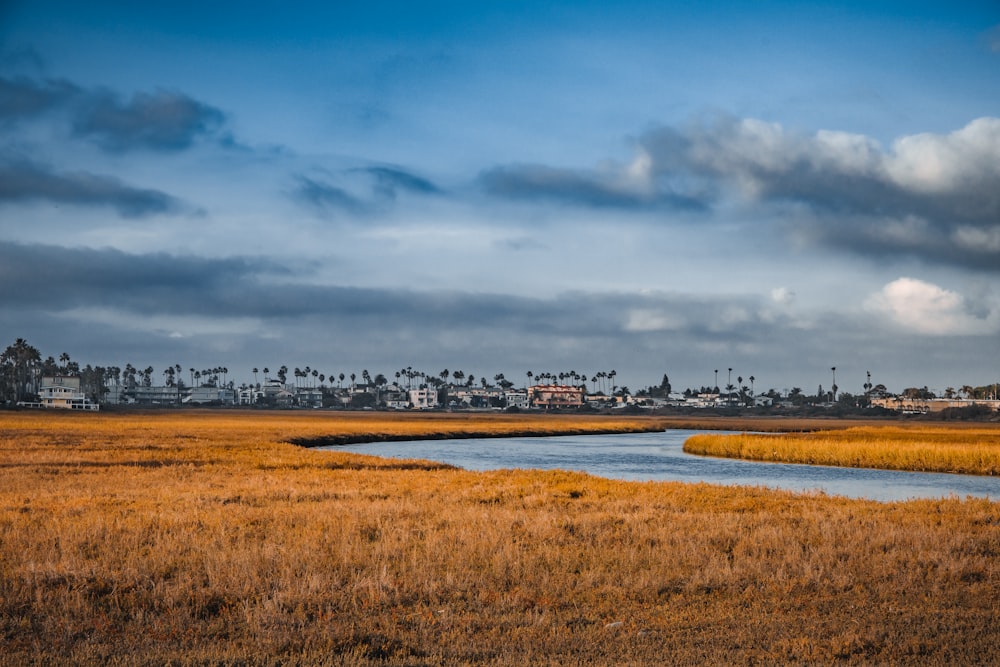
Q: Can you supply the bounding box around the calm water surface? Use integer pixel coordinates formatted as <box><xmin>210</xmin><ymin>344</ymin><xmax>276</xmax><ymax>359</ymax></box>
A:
<box><xmin>322</xmin><ymin>429</ymin><xmax>1000</xmax><ymax>502</ymax></box>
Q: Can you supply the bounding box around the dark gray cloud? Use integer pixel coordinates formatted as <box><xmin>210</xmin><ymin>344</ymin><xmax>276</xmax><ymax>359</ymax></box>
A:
<box><xmin>72</xmin><ymin>87</ymin><xmax>226</xmax><ymax>152</ymax></box>
<box><xmin>482</xmin><ymin>115</ymin><xmax>1000</xmax><ymax>270</ymax></box>
<box><xmin>0</xmin><ymin>242</ymin><xmax>254</xmax><ymax>307</ymax></box>
<box><xmin>0</xmin><ymin>240</ymin><xmax>778</xmax><ymax>336</ymax></box>
<box><xmin>2</xmin><ymin>240</ymin><xmax>996</xmax><ymax>392</ymax></box>
<box><xmin>0</xmin><ymin>74</ymin><xmax>227</xmax><ymax>151</ymax></box>
<box><xmin>0</xmin><ymin>156</ymin><xmax>183</xmax><ymax>217</ymax></box>
<box><xmin>364</xmin><ymin>166</ymin><xmax>441</xmax><ymax>198</ymax></box>
<box><xmin>293</xmin><ymin>175</ymin><xmax>368</xmax><ymax>216</ymax></box>
<box><xmin>293</xmin><ymin>166</ymin><xmax>441</xmax><ymax>217</ymax></box>
<box><xmin>0</xmin><ymin>75</ymin><xmax>78</xmax><ymax>121</ymax></box>
<box><xmin>479</xmin><ymin>163</ymin><xmax>708</xmax><ymax>210</ymax></box>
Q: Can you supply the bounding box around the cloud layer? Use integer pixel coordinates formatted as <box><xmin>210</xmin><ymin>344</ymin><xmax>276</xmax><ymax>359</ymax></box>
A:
<box><xmin>483</xmin><ymin>116</ymin><xmax>1000</xmax><ymax>271</ymax></box>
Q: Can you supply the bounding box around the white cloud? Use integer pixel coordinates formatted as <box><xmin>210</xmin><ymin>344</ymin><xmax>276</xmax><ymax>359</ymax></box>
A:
<box><xmin>865</xmin><ymin>277</ymin><xmax>998</xmax><ymax>336</ymax></box>
<box><xmin>623</xmin><ymin>308</ymin><xmax>682</xmax><ymax>332</ymax></box>
<box><xmin>770</xmin><ymin>287</ymin><xmax>795</xmax><ymax>305</ymax></box>
<box><xmin>952</xmin><ymin>225</ymin><xmax>1000</xmax><ymax>253</ymax></box>
<box><xmin>885</xmin><ymin>118</ymin><xmax>1000</xmax><ymax>193</ymax></box>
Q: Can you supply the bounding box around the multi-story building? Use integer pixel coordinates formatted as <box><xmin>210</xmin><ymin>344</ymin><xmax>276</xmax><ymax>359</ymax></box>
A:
<box><xmin>31</xmin><ymin>376</ymin><xmax>99</xmax><ymax>411</ymax></box>
<box><xmin>409</xmin><ymin>387</ymin><xmax>438</xmax><ymax>409</ymax></box>
<box><xmin>529</xmin><ymin>384</ymin><xmax>584</xmax><ymax>409</ymax></box>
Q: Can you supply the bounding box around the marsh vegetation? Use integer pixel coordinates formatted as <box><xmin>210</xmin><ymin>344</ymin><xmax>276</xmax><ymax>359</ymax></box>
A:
<box><xmin>2</xmin><ymin>411</ymin><xmax>998</xmax><ymax>664</ymax></box>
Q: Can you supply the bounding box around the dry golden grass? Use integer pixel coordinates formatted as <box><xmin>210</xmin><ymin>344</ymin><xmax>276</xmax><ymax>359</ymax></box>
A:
<box><xmin>2</xmin><ymin>410</ymin><xmax>999</xmax><ymax>665</ymax></box>
<box><xmin>685</xmin><ymin>424</ymin><xmax>1000</xmax><ymax>475</ymax></box>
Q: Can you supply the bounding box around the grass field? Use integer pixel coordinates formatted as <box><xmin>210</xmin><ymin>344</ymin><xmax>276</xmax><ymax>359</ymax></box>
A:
<box><xmin>2</xmin><ymin>410</ymin><xmax>999</xmax><ymax>665</ymax></box>
<box><xmin>685</xmin><ymin>424</ymin><xmax>1000</xmax><ymax>475</ymax></box>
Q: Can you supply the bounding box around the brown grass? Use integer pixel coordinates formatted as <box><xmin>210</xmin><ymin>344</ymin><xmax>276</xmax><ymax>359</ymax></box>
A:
<box><xmin>685</xmin><ymin>424</ymin><xmax>1000</xmax><ymax>475</ymax></box>
<box><xmin>1</xmin><ymin>410</ymin><xmax>999</xmax><ymax>665</ymax></box>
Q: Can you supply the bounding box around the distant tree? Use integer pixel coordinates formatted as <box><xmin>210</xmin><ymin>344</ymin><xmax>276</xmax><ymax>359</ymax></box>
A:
<box><xmin>0</xmin><ymin>338</ymin><xmax>42</xmax><ymax>402</ymax></box>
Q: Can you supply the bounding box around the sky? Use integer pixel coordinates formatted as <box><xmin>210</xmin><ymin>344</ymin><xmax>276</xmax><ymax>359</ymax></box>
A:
<box><xmin>1</xmin><ymin>0</ymin><xmax>999</xmax><ymax>396</ymax></box>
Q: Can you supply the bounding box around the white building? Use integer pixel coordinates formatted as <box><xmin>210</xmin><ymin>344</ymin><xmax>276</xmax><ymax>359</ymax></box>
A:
<box><xmin>409</xmin><ymin>388</ymin><xmax>438</xmax><ymax>409</ymax></box>
<box><xmin>30</xmin><ymin>376</ymin><xmax>99</xmax><ymax>411</ymax></box>
<box><xmin>503</xmin><ymin>390</ymin><xmax>530</xmax><ymax>409</ymax></box>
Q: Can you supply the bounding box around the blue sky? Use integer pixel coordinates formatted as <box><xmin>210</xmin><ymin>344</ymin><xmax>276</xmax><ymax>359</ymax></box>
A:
<box><xmin>1</xmin><ymin>1</ymin><xmax>999</xmax><ymax>395</ymax></box>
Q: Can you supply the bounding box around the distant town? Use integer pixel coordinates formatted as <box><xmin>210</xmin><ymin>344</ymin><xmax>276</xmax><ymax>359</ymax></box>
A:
<box><xmin>2</xmin><ymin>338</ymin><xmax>998</xmax><ymax>418</ymax></box>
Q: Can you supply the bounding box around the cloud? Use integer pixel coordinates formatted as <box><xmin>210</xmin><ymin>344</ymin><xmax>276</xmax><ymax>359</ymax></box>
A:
<box><xmin>0</xmin><ymin>75</ymin><xmax>228</xmax><ymax>151</ymax></box>
<box><xmin>293</xmin><ymin>166</ymin><xmax>441</xmax><ymax>217</ymax></box>
<box><xmin>0</xmin><ymin>241</ymin><xmax>788</xmax><ymax>339</ymax></box>
<box><xmin>364</xmin><ymin>166</ymin><xmax>441</xmax><ymax>198</ymax></box>
<box><xmin>987</xmin><ymin>24</ymin><xmax>1000</xmax><ymax>53</ymax></box>
<box><xmin>770</xmin><ymin>287</ymin><xmax>795</xmax><ymax>305</ymax></box>
<box><xmin>483</xmin><ymin>115</ymin><xmax>1000</xmax><ymax>270</ymax></box>
<box><xmin>293</xmin><ymin>175</ymin><xmax>368</xmax><ymax>216</ymax></box>
<box><xmin>864</xmin><ymin>277</ymin><xmax>999</xmax><ymax>336</ymax></box>
<box><xmin>72</xmin><ymin>87</ymin><xmax>226</xmax><ymax>152</ymax></box>
<box><xmin>2</xmin><ymin>241</ymin><xmax>996</xmax><ymax>392</ymax></box>
<box><xmin>0</xmin><ymin>75</ymin><xmax>79</xmax><ymax>122</ymax></box>
<box><xmin>0</xmin><ymin>156</ymin><xmax>184</xmax><ymax>217</ymax></box>
<box><xmin>479</xmin><ymin>159</ymin><xmax>708</xmax><ymax>210</ymax></box>
<box><xmin>0</xmin><ymin>242</ymin><xmax>261</xmax><ymax>306</ymax></box>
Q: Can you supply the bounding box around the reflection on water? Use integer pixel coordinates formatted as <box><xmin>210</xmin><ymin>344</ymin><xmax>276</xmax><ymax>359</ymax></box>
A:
<box><xmin>321</xmin><ymin>430</ymin><xmax>1000</xmax><ymax>502</ymax></box>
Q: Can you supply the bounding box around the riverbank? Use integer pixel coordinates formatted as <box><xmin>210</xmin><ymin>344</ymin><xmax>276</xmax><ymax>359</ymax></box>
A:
<box><xmin>3</xmin><ymin>411</ymin><xmax>999</xmax><ymax>664</ymax></box>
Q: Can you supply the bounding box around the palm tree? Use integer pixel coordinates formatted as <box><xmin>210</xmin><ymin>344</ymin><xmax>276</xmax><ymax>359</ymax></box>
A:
<box><xmin>831</xmin><ymin>367</ymin><xmax>837</xmax><ymax>402</ymax></box>
<box><xmin>1</xmin><ymin>338</ymin><xmax>41</xmax><ymax>402</ymax></box>
<box><xmin>749</xmin><ymin>376</ymin><xmax>755</xmax><ymax>404</ymax></box>
<box><xmin>252</xmin><ymin>368</ymin><xmax>259</xmax><ymax>386</ymax></box>
<box><xmin>526</xmin><ymin>370</ymin><xmax>533</xmax><ymax>389</ymax></box>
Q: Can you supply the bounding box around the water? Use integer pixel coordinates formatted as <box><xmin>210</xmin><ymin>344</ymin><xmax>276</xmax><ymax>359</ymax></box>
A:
<box><xmin>320</xmin><ymin>430</ymin><xmax>1000</xmax><ymax>502</ymax></box>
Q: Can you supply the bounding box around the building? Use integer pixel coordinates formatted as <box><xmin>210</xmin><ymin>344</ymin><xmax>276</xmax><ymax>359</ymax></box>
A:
<box><xmin>409</xmin><ymin>388</ymin><xmax>438</xmax><ymax>409</ymax></box>
<box><xmin>503</xmin><ymin>390</ymin><xmax>530</xmax><ymax>409</ymax></box>
<box><xmin>130</xmin><ymin>385</ymin><xmax>182</xmax><ymax>405</ymax></box>
<box><xmin>870</xmin><ymin>397</ymin><xmax>1000</xmax><ymax>414</ymax></box>
<box><xmin>29</xmin><ymin>376</ymin><xmax>99</xmax><ymax>411</ymax></box>
<box><xmin>529</xmin><ymin>384</ymin><xmax>584</xmax><ymax>409</ymax></box>
<box><xmin>184</xmin><ymin>386</ymin><xmax>236</xmax><ymax>405</ymax></box>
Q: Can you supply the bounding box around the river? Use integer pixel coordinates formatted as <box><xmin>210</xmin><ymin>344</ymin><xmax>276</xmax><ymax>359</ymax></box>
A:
<box><xmin>321</xmin><ymin>429</ymin><xmax>1000</xmax><ymax>502</ymax></box>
